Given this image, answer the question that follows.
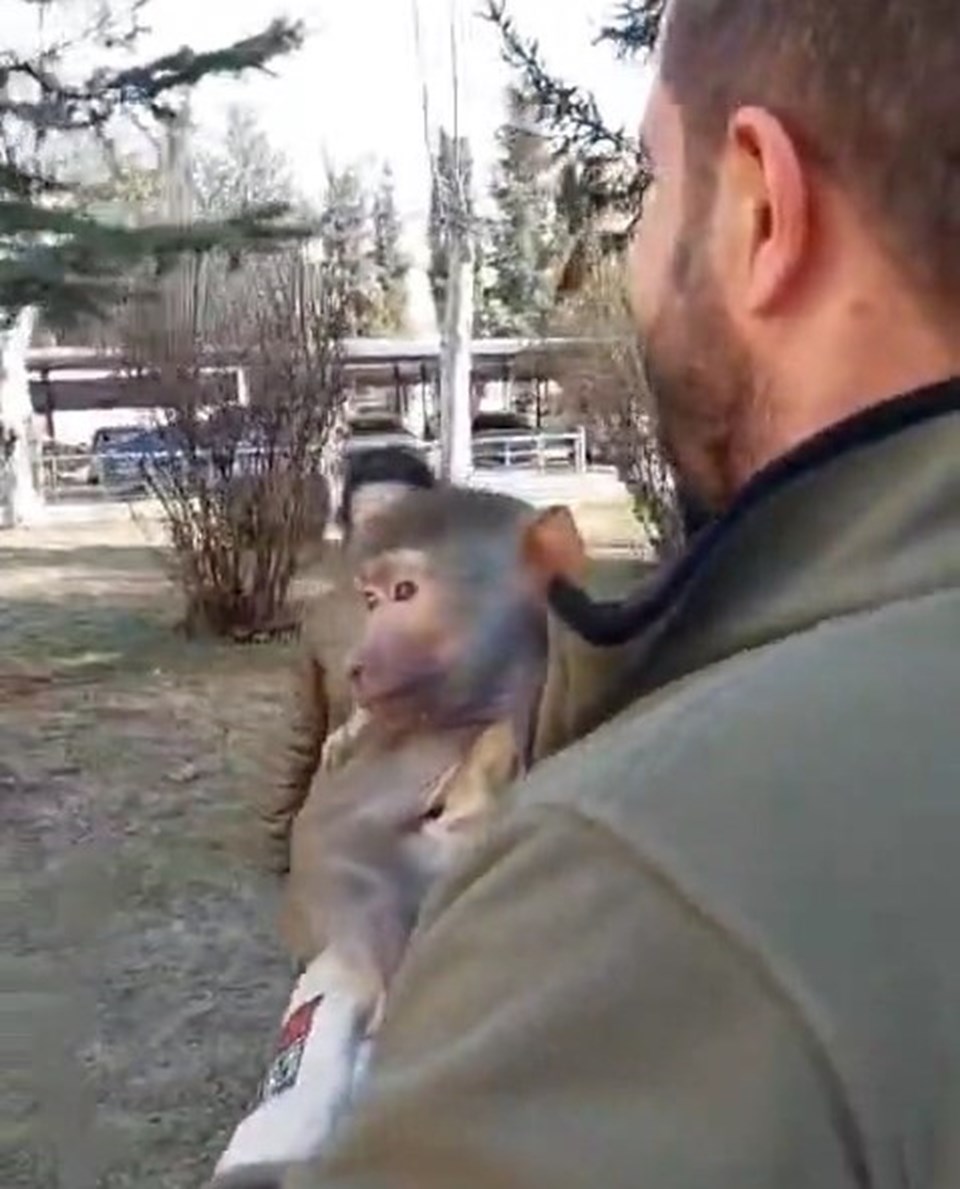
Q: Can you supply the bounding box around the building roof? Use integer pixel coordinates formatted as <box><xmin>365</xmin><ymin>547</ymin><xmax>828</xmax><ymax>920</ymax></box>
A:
<box><xmin>27</xmin><ymin>337</ymin><xmax>597</xmax><ymax>412</ymax></box>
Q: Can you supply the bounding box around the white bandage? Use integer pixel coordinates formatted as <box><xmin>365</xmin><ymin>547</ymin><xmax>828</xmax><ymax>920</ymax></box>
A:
<box><xmin>212</xmin><ymin>950</ymin><xmax>373</xmax><ymax>1184</ymax></box>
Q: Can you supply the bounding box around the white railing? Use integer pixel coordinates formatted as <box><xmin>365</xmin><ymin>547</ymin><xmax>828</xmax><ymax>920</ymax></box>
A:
<box><xmin>39</xmin><ymin>447</ymin><xmax>104</xmax><ymax>502</ymax></box>
<box><xmin>38</xmin><ymin>428</ymin><xmax>589</xmax><ymax>504</ymax></box>
<box><xmin>471</xmin><ymin>429</ymin><xmax>587</xmax><ymax>473</ymax></box>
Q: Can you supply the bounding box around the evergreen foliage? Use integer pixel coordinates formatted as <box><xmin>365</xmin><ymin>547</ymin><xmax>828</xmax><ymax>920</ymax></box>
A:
<box><xmin>0</xmin><ymin>1</ymin><xmax>306</xmax><ymax>328</ymax></box>
<box><xmin>484</xmin><ymin>0</ymin><xmax>664</xmax><ymax>275</ymax></box>
<box><xmin>479</xmin><ymin>86</ymin><xmax>559</xmax><ymax>336</ymax></box>
<box><xmin>369</xmin><ymin>164</ymin><xmax>409</xmax><ymax>334</ymax></box>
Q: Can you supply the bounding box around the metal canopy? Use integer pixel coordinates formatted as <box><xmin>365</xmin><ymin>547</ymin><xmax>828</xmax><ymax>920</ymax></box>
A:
<box><xmin>27</xmin><ymin>337</ymin><xmax>593</xmax><ymax>413</ymax></box>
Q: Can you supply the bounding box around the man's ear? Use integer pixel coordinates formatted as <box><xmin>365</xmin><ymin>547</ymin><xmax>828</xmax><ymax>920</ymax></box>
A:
<box><xmin>521</xmin><ymin>506</ymin><xmax>588</xmax><ymax>589</ymax></box>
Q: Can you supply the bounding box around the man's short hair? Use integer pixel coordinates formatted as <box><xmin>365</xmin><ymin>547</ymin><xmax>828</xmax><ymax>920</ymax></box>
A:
<box><xmin>338</xmin><ymin>446</ymin><xmax>436</xmax><ymax>534</ymax></box>
<box><xmin>659</xmin><ymin>0</ymin><xmax>960</xmax><ymax>308</ymax></box>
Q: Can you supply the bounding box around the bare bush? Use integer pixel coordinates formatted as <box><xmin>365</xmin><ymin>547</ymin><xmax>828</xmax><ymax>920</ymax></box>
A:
<box><xmin>122</xmin><ymin>249</ymin><xmax>348</xmax><ymax>639</ymax></box>
<box><xmin>552</xmin><ymin>262</ymin><xmax>684</xmax><ymax>558</ymax></box>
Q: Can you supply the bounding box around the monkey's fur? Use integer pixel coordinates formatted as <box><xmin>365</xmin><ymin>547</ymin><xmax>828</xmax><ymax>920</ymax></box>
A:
<box><xmin>281</xmin><ymin>487</ymin><xmax>548</xmax><ymax>1016</ymax></box>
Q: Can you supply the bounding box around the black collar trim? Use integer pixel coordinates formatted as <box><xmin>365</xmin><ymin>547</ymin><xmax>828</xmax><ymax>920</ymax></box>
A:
<box><xmin>582</xmin><ymin>378</ymin><xmax>960</xmax><ymax>643</ymax></box>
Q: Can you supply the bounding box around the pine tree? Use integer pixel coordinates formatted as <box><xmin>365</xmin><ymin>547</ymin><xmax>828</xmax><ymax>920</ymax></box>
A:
<box><xmin>484</xmin><ymin>0</ymin><xmax>664</xmax><ymax>271</ymax></box>
<box><xmin>486</xmin><ymin>1</ymin><xmax>683</xmax><ymax>553</ymax></box>
<box><xmin>481</xmin><ymin>85</ymin><xmax>560</xmax><ymax>336</ymax></box>
<box><xmin>370</xmin><ymin>164</ymin><xmax>408</xmax><ymax>334</ymax></box>
<box><xmin>596</xmin><ymin>1</ymin><xmax>667</xmax><ymax>57</ymax></box>
<box><xmin>320</xmin><ymin>164</ymin><xmax>377</xmax><ymax>337</ymax></box>
<box><xmin>0</xmin><ymin>2</ymin><xmax>305</xmax><ymax>329</ymax></box>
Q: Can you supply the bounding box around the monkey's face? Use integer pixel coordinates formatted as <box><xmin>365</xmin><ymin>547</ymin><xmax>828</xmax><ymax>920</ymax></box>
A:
<box><xmin>348</xmin><ymin>549</ymin><xmax>466</xmax><ymax>722</ymax></box>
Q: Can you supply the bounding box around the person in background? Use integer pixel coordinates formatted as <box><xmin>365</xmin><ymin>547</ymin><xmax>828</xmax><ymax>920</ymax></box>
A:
<box><xmin>256</xmin><ymin>446</ymin><xmax>435</xmax><ymax>874</ymax></box>
<box><xmin>276</xmin><ymin>0</ymin><xmax>960</xmax><ymax>1185</ymax></box>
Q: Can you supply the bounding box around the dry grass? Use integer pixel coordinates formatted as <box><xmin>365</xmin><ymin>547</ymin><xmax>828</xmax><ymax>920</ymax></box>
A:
<box><xmin>0</xmin><ymin>513</ymin><xmax>646</xmax><ymax>1188</ymax></box>
<box><xmin>1</xmin><ymin>517</ymin><xmax>327</xmax><ymax>1189</ymax></box>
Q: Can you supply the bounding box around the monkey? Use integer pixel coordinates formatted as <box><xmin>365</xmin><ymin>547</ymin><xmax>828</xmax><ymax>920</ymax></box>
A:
<box><xmin>212</xmin><ymin>487</ymin><xmax>547</xmax><ymax>1187</ymax></box>
<box><xmin>284</xmin><ymin>487</ymin><xmax>548</xmax><ymax>992</ymax></box>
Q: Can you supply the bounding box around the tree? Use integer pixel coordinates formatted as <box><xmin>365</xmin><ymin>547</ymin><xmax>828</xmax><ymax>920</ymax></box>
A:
<box><xmin>0</xmin><ymin>0</ymin><xmax>306</xmax><ymax>526</ymax></box>
<box><xmin>109</xmin><ymin>106</ymin><xmax>350</xmax><ymax>639</ymax></box>
<box><xmin>122</xmin><ymin>235</ymin><xmax>350</xmax><ymax>638</ymax></box>
<box><xmin>479</xmin><ymin>85</ymin><xmax>561</xmax><ymax>336</ymax></box>
<box><xmin>320</xmin><ymin>163</ymin><xmax>378</xmax><ymax>337</ymax></box>
<box><xmin>193</xmin><ymin>105</ymin><xmax>294</xmax><ymax>220</ymax></box>
<box><xmin>369</xmin><ymin>164</ymin><xmax>408</xmax><ymax>334</ymax></box>
<box><xmin>551</xmin><ymin>260</ymin><xmax>685</xmax><ymax>558</ymax></box>
<box><xmin>487</xmin><ymin>1</ymin><xmax>683</xmax><ymax>557</ymax></box>
<box><xmin>0</xmin><ymin>2</ymin><xmax>306</xmax><ymax>327</ymax></box>
<box><xmin>596</xmin><ymin>1</ymin><xmax>667</xmax><ymax>57</ymax></box>
<box><xmin>484</xmin><ymin>0</ymin><xmax>663</xmax><ymax>270</ymax></box>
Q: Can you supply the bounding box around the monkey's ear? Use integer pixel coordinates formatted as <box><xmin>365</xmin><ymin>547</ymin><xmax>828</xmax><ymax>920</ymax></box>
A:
<box><xmin>522</xmin><ymin>506</ymin><xmax>588</xmax><ymax>589</ymax></box>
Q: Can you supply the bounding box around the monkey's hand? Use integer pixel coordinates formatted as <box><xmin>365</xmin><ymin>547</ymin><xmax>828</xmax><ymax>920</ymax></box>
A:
<box><xmin>321</xmin><ymin>708</ymin><xmax>372</xmax><ymax>772</ymax></box>
<box><xmin>522</xmin><ymin>505</ymin><xmax>589</xmax><ymax>592</ymax></box>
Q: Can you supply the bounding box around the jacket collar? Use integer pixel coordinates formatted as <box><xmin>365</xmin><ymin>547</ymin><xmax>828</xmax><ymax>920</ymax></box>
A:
<box><xmin>615</xmin><ymin>377</ymin><xmax>960</xmax><ymax>705</ymax></box>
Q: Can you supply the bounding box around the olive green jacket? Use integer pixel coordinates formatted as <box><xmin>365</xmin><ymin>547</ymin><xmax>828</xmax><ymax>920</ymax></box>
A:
<box><xmin>283</xmin><ymin>383</ymin><xmax>960</xmax><ymax>1189</ymax></box>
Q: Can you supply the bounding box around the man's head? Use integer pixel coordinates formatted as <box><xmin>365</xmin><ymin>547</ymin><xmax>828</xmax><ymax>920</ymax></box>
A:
<box><xmin>629</xmin><ymin>0</ymin><xmax>960</xmax><ymax>512</ymax></box>
<box><xmin>339</xmin><ymin>447</ymin><xmax>435</xmax><ymax>541</ymax></box>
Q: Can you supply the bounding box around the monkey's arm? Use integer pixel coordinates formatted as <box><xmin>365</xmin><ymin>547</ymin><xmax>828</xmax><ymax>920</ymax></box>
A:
<box><xmin>279</xmin><ymin>810</ymin><xmax>861</xmax><ymax>1189</ymax></box>
<box><xmin>258</xmin><ymin>642</ymin><xmax>330</xmax><ymax>875</ymax></box>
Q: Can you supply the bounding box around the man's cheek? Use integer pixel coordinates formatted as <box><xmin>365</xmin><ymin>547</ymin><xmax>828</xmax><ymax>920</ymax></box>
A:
<box><xmin>628</xmin><ymin>229</ymin><xmax>667</xmax><ymax>336</ymax></box>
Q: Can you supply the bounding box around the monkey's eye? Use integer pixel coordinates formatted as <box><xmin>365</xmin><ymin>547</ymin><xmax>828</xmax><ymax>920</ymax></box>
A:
<box><xmin>393</xmin><ymin>580</ymin><xmax>418</xmax><ymax>603</ymax></box>
<box><xmin>362</xmin><ymin>589</ymin><xmax>379</xmax><ymax>611</ymax></box>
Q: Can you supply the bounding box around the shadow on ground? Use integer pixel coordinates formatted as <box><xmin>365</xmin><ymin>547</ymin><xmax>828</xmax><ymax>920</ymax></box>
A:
<box><xmin>0</xmin><ymin>545</ymin><xmax>162</xmax><ymax>572</ymax></box>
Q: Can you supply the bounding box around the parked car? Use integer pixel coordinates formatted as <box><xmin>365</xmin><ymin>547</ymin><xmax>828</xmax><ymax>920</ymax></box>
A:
<box><xmin>86</xmin><ymin>425</ymin><xmax>146</xmax><ymax>485</ymax></box>
<box><xmin>472</xmin><ymin>411</ymin><xmax>533</xmax><ymax>436</ymax></box>
<box><xmin>342</xmin><ymin>415</ymin><xmax>430</xmax><ymax>459</ymax></box>
<box><xmin>94</xmin><ymin>427</ymin><xmax>186</xmax><ymax>491</ymax></box>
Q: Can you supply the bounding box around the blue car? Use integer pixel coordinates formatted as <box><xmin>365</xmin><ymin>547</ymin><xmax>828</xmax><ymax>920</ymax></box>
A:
<box><xmin>94</xmin><ymin>427</ymin><xmax>186</xmax><ymax>491</ymax></box>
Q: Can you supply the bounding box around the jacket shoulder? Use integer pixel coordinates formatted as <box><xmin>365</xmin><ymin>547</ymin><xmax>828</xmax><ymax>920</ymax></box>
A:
<box><xmin>529</xmin><ymin>587</ymin><xmax>960</xmax><ymax>830</ymax></box>
<box><xmin>519</xmin><ymin>589</ymin><xmax>960</xmax><ymax>1133</ymax></box>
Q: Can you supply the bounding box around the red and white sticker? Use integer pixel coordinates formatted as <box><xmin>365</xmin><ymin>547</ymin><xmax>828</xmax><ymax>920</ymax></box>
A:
<box><xmin>258</xmin><ymin>995</ymin><xmax>324</xmax><ymax>1102</ymax></box>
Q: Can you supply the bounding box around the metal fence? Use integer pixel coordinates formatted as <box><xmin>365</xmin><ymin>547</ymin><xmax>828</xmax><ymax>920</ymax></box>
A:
<box><xmin>39</xmin><ymin>447</ymin><xmax>118</xmax><ymax>504</ymax></box>
<box><xmin>37</xmin><ymin>445</ymin><xmax>330</xmax><ymax>504</ymax></box>
<box><xmin>471</xmin><ymin>429</ymin><xmax>588</xmax><ymax>472</ymax></box>
<box><xmin>37</xmin><ymin>428</ymin><xmax>589</xmax><ymax>504</ymax></box>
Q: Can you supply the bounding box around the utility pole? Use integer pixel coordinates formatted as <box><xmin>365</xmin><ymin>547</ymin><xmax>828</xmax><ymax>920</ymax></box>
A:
<box><xmin>0</xmin><ymin>308</ymin><xmax>41</xmax><ymax>528</ymax></box>
<box><xmin>0</xmin><ymin>34</ymin><xmax>41</xmax><ymax>527</ymax></box>
<box><xmin>439</xmin><ymin>207</ymin><xmax>474</xmax><ymax>482</ymax></box>
<box><xmin>437</xmin><ymin>4</ymin><xmax>473</xmax><ymax>483</ymax></box>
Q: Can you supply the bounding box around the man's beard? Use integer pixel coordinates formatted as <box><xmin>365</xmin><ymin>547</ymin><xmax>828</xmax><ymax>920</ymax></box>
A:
<box><xmin>641</xmin><ymin>223</ymin><xmax>763</xmax><ymax>516</ymax></box>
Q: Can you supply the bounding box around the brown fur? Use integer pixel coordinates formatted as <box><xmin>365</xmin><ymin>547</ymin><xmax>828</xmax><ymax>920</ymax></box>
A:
<box><xmin>281</xmin><ymin>487</ymin><xmax>547</xmax><ymax>1010</ymax></box>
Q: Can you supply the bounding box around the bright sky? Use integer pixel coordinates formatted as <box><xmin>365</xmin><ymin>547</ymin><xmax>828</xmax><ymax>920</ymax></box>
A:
<box><xmin>7</xmin><ymin>0</ymin><xmax>652</xmax><ymax>242</ymax></box>
<box><xmin>137</xmin><ymin>0</ymin><xmax>652</xmax><ymax>230</ymax></box>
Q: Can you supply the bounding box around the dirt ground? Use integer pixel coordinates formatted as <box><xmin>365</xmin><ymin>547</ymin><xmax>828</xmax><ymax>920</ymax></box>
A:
<box><xmin>1</xmin><ymin>509</ymin><xmax>645</xmax><ymax>1189</ymax></box>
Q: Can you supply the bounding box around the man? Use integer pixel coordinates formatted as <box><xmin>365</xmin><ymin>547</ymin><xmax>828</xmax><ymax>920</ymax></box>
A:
<box><xmin>257</xmin><ymin>446</ymin><xmax>435</xmax><ymax>874</ymax></box>
<box><xmin>280</xmin><ymin>2</ymin><xmax>960</xmax><ymax>1185</ymax></box>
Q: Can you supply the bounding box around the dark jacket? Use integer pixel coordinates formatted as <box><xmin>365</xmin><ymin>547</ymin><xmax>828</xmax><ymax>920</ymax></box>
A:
<box><xmin>285</xmin><ymin>381</ymin><xmax>960</xmax><ymax>1189</ymax></box>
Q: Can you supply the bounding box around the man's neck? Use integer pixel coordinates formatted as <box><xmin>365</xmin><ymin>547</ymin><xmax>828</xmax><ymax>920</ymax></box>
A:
<box><xmin>745</xmin><ymin>272</ymin><xmax>960</xmax><ymax>491</ymax></box>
